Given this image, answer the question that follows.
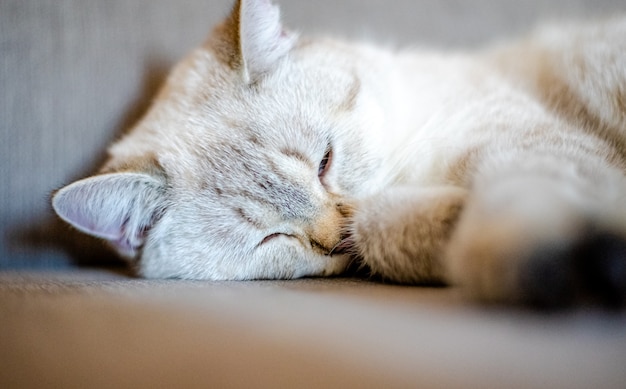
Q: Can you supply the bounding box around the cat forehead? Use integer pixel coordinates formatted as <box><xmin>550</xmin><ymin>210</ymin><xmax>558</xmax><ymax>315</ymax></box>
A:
<box><xmin>174</xmin><ymin>42</ymin><xmax>362</xmax><ymax>111</ymax></box>
<box><xmin>107</xmin><ymin>40</ymin><xmax>364</xmax><ymax>203</ymax></box>
<box><xmin>141</xmin><ymin>43</ymin><xmax>363</xmax><ymax>158</ymax></box>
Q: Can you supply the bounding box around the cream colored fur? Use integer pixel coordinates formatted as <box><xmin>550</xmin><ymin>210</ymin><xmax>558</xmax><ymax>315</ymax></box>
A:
<box><xmin>53</xmin><ymin>0</ymin><xmax>626</xmax><ymax>306</ymax></box>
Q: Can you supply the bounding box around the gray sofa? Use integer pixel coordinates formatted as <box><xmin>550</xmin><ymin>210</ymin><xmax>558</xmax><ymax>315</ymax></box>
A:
<box><xmin>2</xmin><ymin>1</ymin><xmax>626</xmax><ymax>388</ymax></box>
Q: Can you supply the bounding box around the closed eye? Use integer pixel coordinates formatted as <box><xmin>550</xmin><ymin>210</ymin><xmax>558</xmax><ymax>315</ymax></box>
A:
<box><xmin>318</xmin><ymin>145</ymin><xmax>332</xmax><ymax>180</ymax></box>
<box><xmin>259</xmin><ymin>233</ymin><xmax>295</xmax><ymax>246</ymax></box>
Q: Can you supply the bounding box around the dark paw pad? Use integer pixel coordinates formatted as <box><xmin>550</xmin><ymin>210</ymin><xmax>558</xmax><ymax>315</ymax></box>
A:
<box><xmin>519</xmin><ymin>232</ymin><xmax>626</xmax><ymax>309</ymax></box>
<box><xmin>576</xmin><ymin>232</ymin><xmax>626</xmax><ymax>307</ymax></box>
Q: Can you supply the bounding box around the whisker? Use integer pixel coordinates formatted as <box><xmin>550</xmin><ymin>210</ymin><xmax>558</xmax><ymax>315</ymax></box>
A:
<box><xmin>329</xmin><ymin>236</ymin><xmax>352</xmax><ymax>256</ymax></box>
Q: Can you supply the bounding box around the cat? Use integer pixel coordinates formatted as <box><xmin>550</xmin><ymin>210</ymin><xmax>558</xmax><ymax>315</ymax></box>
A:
<box><xmin>52</xmin><ymin>0</ymin><xmax>626</xmax><ymax>308</ymax></box>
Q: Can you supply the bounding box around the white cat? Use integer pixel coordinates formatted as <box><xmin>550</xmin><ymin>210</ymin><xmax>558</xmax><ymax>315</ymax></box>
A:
<box><xmin>53</xmin><ymin>0</ymin><xmax>626</xmax><ymax>307</ymax></box>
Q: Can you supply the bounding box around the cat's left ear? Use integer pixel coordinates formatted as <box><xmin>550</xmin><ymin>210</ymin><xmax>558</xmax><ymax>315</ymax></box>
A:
<box><xmin>217</xmin><ymin>0</ymin><xmax>297</xmax><ymax>83</ymax></box>
<box><xmin>51</xmin><ymin>173</ymin><xmax>166</xmax><ymax>258</ymax></box>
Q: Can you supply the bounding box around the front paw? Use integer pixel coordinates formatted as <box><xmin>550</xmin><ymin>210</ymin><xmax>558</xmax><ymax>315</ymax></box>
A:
<box><xmin>518</xmin><ymin>231</ymin><xmax>626</xmax><ymax>308</ymax></box>
<box><xmin>350</xmin><ymin>186</ymin><xmax>466</xmax><ymax>284</ymax></box>
<box><xmin>447</xmin><ymin>214</ymin><xmax>626</xmax><ymax>308</ymax></box>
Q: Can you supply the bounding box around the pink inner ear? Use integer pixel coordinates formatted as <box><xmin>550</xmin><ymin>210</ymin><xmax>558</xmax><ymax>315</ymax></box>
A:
<box><xmin>58</xmin><ymin>199</ymin><xmax>145</xmax><ymax>258</ymax></box>
<box><xmin>52</xmin><ymin>172</ymin><xmax>163</xmax><ymax>257</ymax></box>
<box><xmin>52</xmin><ymin>182</ymin><xmax>127</xmax><ymax>242</ymax></box>
<box><xmin>65</xmin><ymin>207</ymin><xmax>137</xmax><ymax>257</ymax></box>
<box><xmin>238</xmin><ymin>0</ymin><xmax>296</xmax><ymax>82</ymax></box>
<box><xmin>53</xmin><ymin>194</ymin><xmax>125</xmax><ymax>243</ymax></box>
<box><xmin>60</xmin><ymin>206</ymin><xmax>124</xmax><ymax>241</ymax></box>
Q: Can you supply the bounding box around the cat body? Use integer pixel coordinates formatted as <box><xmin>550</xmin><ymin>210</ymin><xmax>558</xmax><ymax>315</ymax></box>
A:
<box><xmin>53</xmin><ymin>0</ymin><xmax>626</xmax><ymax>306</ymax></box>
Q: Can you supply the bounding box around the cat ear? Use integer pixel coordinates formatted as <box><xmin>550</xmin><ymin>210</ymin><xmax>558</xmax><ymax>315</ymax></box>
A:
<box><xmin>52</xmin><ymin>173</ymin><xmax>165</xmax><ymax>258</ymax></box>
<box><xmin>219</xmin><ymin>0</ymin><xmax>297</xmax><ymax>83</ymax></box>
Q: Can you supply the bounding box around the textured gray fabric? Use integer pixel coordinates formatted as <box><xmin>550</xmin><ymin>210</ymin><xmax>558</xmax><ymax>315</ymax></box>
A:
<box><xmin>2</xmin><ymin>0</ymin><xmax>626</xmax><ymax>268</ymax></box>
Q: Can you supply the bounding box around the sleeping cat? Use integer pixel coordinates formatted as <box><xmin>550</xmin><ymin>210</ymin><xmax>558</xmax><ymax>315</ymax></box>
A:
<box><xmin>52</xmin><ymin>0</ymin><xmax>626</xmax><ymax>307</ymax></box>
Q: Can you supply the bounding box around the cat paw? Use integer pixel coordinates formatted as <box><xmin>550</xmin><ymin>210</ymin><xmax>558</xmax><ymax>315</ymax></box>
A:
<box><xmin>519</xmin><ymin>231</ymin><xmax>626</xmax><ymax>308</ymax></box>
<box><xmin>448</xmin><ymin>227</ymin><xmax>626</xmax><ymax>309</ymax></box>
<box><xmin>350</xmin><ymin>186</ymin><xmax>466</xmax><ymax>284</ymax></box>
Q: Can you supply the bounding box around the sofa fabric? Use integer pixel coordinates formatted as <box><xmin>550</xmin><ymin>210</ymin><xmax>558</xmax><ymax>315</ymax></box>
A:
<box><xmin>2</xmin><ymin>271</ymin><xmax>626</xmax><ymax>388</ymax></box>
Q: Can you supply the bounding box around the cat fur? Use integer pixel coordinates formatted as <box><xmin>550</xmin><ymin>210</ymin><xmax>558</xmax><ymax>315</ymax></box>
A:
<box><xmin>53</xmin><ymin>0</ymin><xmax>626</xmax><ymax>306</ymax></box>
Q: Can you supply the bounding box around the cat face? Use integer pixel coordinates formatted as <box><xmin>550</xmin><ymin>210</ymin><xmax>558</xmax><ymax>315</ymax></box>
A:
<box><xmin>53</xmin><ymin>0</ymin><xmax>390</xmax><ymax>279</ymax></box>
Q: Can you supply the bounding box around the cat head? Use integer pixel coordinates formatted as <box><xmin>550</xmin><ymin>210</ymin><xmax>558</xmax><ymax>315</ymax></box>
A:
<box><xmin>52</xmin><ymin>0</ymin><xmax>392</xmax><ymax>279</ymax></box>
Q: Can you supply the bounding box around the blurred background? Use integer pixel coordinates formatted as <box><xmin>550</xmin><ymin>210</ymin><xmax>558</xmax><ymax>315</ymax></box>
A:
<box><xmin>2</xmin><ymin>0</ymin><xmax>626</xmax><ymax>268</ymax></box>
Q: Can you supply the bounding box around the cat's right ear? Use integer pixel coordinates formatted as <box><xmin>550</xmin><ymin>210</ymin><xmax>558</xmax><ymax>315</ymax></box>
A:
<box><xmin>213</xmin><ymin>0</ymin><xmax>297</xmax><ymax>83</ymax></box>
<box><xmin>52</xmin><ymin>173</ymin><xmax>166</xmax><ymax>258</ymax></box>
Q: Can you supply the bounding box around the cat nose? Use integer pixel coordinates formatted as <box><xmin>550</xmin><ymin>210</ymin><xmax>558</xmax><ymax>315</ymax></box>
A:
<box><xmin>306</xmin><ymin>204</ymin><xmax>347</xmax><ymax>255</ymax></box>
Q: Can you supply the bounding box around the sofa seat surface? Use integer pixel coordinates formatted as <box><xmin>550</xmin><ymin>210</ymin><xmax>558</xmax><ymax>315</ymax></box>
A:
<box><xmin>1</xmin><ymin>269</ymin><xmax>625</xmax><ymax>388</ymax></box>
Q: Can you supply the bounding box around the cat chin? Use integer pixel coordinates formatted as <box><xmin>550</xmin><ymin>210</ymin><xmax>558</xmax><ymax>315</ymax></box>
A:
<box><xmin>135</xmin><ymin>250</ymin><xmax>352</xmax><ymax>281</ymax></box>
